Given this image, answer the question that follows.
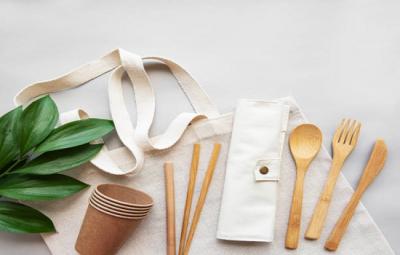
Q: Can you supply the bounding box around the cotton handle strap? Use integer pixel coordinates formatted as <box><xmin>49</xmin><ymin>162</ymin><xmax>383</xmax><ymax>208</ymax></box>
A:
<box><xmin>14</xmin><ymin>48</ymin><xmax>220</xmax><ymax>175</ymax></box>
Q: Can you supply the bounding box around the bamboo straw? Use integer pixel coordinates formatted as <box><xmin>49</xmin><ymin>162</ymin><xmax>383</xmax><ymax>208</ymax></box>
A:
<box><xmin>183</xmin><ymin>143</ymin><xmax>221</xmax><ymax>255</ymax></box>
<box><xmin>164</xmin><ymin>162</ymin><xmax>176</xmax><ymax>255</ymax></box>
<box><xmin>178</xmin><ymin>144</ymin><xmax>200</xmax><ymax>255</ymax></box>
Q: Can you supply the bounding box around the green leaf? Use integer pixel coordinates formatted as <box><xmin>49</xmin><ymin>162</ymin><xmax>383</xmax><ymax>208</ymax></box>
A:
<box><xmin>0</xmin><ymin>106</ymin><xmax>22</xmax><ymax>170</ymax></box>
<box><xmin>13</xmin><ymin>144</ymin><xmax>102</xmax><ymax>175</ymax></box>
<box><xmin>0</xmin><ymin>174</ymin><xmax>88</xmax><ymax>201</ymax></box>
<box><xmin>20</xmin><ymin>95</ymin><xmax>58</xmax><ymax>155</ymax></box>
<box><xmin>35</xmin><ymin>118</ymin><xmax>114</xmax><ymax>153</ymax></box>
<box><xmin>0</xmin><ymin>201</ymin><xmax>55</xmax><ymax>233</ymax></box>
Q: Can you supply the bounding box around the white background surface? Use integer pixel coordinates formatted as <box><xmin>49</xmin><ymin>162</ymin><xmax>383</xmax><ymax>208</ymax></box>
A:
<box><xmin>0</xmin><ymin>0</ymin><xmax>399</xmax><ymax>254</ymax></box>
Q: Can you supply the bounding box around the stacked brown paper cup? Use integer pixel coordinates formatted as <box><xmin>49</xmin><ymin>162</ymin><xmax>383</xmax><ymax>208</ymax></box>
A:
<box><xmin>75</xmin><ymin>184</ymin><xmax>153</xmax><ymax>255</ymax></box>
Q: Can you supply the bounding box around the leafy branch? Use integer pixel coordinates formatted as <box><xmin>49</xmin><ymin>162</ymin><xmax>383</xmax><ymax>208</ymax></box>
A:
<box><xmin>0</xmin><ymin>95</ymin><xmax>114</xmax><ymax>233</ymax></box>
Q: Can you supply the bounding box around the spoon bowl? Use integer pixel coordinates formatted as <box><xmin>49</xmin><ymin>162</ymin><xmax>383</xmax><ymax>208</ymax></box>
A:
<box><xmin>289</xmin><ymin>124</ymin><xmax>322</xmax><ymax>168</ymax></box>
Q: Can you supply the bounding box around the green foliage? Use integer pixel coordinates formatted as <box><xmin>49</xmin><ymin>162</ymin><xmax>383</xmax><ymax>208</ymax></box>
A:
<box><xmin>35</xmin><ymin>119</ymin><xmax>114</xmax><ymax>153</ymax></box>
<box><xmin>0</xmin><ymin>174</ymin><xmax>89</xmax><ymax>200</ymax></box>
<box><xmin>0</xmin><ymin>95</ymin><xmax>114</xmax><ymax>233</ymax></box>
<box><xmin>0</xmin><ymin>201</ymin><xmax>55</xmax><ymax>233</ymax></box>
<box><xmin>20</xmin><ymin>95</ymin><xmax>59</xmax><ymax>155</ymax></box>
<box><xmin>0</xmin><ymin>107</ymin><xmax>22</xmax><ymax>170</ymax></box>
<box><xmin>14</xmin><ymin>144</ymin><xmax>103</xmax><ymax>175</ymax></box>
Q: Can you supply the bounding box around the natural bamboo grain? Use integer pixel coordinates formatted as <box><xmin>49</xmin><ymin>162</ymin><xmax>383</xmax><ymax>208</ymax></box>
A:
<box><xmin>305</xmin><ymin>119</ymin><xmax>361</xmax><ymax>240</ymax></box>
<box><xmin>178</xmin><ymin>144</ymin><xmax>200</xmax><ymax>255</ymax></box>
<box><xmin>325</xmin><ymin>140</ymin><xmax>387</xmax><ymax>251</ymax></box>
<box><xmin>285</xmin><ymin>124</ymin><xmax>322</xmax><ymax>250</ymax></box>
<box><xmin>164</xmin><ymin>162</ymin><xmax>176</xmax><ymax>255</ymax></box>
<box><xmin>183</xmin><ymin>143</ymin><xmax>221</xmax><ymax>255</ymax></box>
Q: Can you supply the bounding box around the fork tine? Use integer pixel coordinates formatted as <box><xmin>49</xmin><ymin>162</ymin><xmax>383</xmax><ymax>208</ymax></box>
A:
<box><xmin>343</xmin><ymin>120</ymin><xmax>357</xmax><ymax>144</ymax></box>
<box><xmin>338</xmin><ymin>119</ymin><xmax>351</xmax><ymax>143</ymax></box>
<box><xmin>349</xmin><ymin>122</ymin><xmax>361</xmax><ymax>146</ymax></box>
<box><xmin>333</xmin><ymin>119</ymin><xmax>346</xmax><ymax>143</ymax></box>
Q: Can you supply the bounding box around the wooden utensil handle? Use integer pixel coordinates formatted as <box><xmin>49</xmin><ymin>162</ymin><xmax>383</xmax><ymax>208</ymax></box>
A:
<box><xmin>285</xmin><ymin>171</ymin><xmax>305</xmax><ymax>249</ymax></box>
<box><xmin>305</xmin><ymin>156</ymin><xmax>344</xmax><ymax>240</ymax></box>
<box><xmin>324</xmin><ymin>191</ymin><xmax>362</xmax><ymax>251</ymax></box>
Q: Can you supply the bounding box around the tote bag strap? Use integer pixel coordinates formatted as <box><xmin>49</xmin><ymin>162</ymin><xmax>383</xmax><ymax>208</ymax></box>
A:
<box><xmin>14</xmin><ymin>48</ymin><xmax>220</xmax><ymax>175</ymax></box>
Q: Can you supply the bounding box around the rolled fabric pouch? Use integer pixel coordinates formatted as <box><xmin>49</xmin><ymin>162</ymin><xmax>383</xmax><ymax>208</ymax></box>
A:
<box><xmin>217</xmin><ymin>99</ymin><xmax>290</xmax><ymax>242</ymax></box>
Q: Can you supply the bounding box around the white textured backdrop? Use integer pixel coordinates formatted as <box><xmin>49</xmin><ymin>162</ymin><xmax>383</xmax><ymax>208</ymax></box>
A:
<box><xmin>0</xmin><ymin>0</ymin><xmax>399</xmax><ymax>254</ymax></box>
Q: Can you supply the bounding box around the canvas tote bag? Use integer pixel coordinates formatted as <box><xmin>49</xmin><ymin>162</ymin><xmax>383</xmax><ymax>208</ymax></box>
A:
<box><xmin>15</xmin><ymin>49</ymin><xmax>394</xmax><ymax>255</ymax></box>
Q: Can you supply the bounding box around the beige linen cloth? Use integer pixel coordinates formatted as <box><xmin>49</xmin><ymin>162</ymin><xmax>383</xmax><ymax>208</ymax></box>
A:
<box><xmin>29</xmin><ymin>98</ymin><xmax>393</xmax><ymax>255</ymax></box>
<box><xmin>16</xmin><ymin>49</ymin><xmax>393</xmax><ymax>254</ymax></box>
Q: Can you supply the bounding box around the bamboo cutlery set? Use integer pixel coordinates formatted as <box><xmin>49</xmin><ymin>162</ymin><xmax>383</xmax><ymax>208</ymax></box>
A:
<box><xmin>73</xmin><ymin>118</ymin><xmax>387</xmax><ymax>255</ymax></box>
<box><xmin>161</xmin><ymin>118</ymin><xmax>387</xmax><ymax>254</ymax></box>
<box><xmin>286</xmin><ymin>119</ymin><xmax>388</xmax><ymax>251</ymax></box>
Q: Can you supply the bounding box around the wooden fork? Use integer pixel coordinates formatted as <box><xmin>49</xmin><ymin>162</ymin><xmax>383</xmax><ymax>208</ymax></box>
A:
<box><xmin>305</xmin><ymin>119</ymin><xmax>361</xmax><ymax>240</ymax></box>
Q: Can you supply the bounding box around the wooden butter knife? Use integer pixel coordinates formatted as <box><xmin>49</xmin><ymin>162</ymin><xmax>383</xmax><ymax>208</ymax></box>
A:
<box><xmin>324</xmin><ymin>139</ymin><xmax>388</xmax><ymax>251</ymax></box>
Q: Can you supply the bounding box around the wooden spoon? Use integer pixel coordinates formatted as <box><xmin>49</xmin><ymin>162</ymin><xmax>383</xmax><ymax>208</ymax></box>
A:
<box><xmin>285</xmin><ymin>124</ymin><xmax>322</xmax><ymax>249</ymax></box>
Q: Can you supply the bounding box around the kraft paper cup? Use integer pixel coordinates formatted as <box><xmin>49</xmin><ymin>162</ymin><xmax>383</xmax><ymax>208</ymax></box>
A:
<box><xmin>75</xmin><ymin>204</ymin><xmax>146</xmax><ymax>255</ymax></box>
<box><xmin>89</xmin><ymin>197</ymin><xmax>148</xmax><ymax>218</ymax></box>
<box><xmin>92</xmin><ymin>191</ymin><xmax>151</xmax><ymax>212</ymax></box>
<box><xmin>75</xmin><ymin>185</ymin><xmax>154</xmax><ymax>255</ymax></box>
<box><xmin>95</xmin><ymin>184</ymin><xmax>153</xmax><ymax>208</ymax></box>
<box><xmin>90</xmin><ymin>194</ymin><xmax>150</xmax><ymax>215</ymax></box>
